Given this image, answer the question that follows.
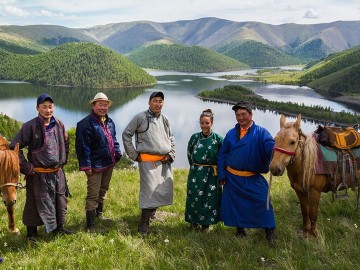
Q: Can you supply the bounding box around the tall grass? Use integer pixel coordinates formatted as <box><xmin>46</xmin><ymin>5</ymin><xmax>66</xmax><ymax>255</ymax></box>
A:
<box><xmin>0</xmin><ymin>169</ymin><xmax>359</xmax><ymax>269</ymax></box>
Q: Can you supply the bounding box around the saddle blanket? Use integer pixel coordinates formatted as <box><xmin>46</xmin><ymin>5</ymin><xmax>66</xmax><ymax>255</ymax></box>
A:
<box><xmin>315</xmin><ymin>144</ymin><xmax>360</xmax><ymax>175</ymax></box>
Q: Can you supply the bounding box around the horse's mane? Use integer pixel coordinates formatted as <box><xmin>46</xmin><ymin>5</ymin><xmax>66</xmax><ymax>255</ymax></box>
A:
<box><xmin>301</xmin><ymin>132</ymin><xmax>318</xmax><ymax>189</ymax></box>
<box><xmin>0</xmin><ymin>150</ymin><xmax>20</xmax><ymax>184</ymax></box>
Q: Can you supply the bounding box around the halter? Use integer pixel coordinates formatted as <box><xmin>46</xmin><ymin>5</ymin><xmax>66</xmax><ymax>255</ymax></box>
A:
<box><xmin>0</xmin><ymin>182</ymin><xmax>24</xmax><ymax>189</ymax></box>
<box><xmin>273</xmin><ymin>128</ymin><xmax>305</xmax><ymax>164</ymax></box>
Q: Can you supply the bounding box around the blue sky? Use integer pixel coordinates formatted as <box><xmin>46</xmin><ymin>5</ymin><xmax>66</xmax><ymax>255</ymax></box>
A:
<box><xmin>0</xmin><ymin>0</ymin><xmax>359</xmax><ymax>28</ymax></box>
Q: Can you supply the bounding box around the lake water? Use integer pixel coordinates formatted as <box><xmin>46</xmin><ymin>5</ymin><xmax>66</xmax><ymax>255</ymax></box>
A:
<box><xmin>0</xmin><ymin>69</ymin><xmax>359</xmax><ymax>168</ymax></box>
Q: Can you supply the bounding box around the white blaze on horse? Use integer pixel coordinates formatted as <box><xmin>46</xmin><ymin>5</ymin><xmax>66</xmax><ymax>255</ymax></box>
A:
<box><xmin>0</xmin><ymin>135</ymin><xmax>21</xmax><ymax>234</ymax></box>
<box><xmin>269</xmin><ymin>114</ymin><xmax>360</xmax><ymax>237</ymax></box>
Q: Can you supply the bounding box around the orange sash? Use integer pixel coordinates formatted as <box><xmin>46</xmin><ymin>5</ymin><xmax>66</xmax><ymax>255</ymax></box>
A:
<box><xmin>34</xmin><ymin>167</ymin><xmax>61</xmax><ymax>173</ymax></box>
<box><xmin>226</xmin><ymin>166</ymin><xmax>255</xmax><ymax>177</ymax></box>
<box><xmin>139</xmin><ymin>153</ymin><xmax>165</xmax><ymax>162</ymax></box>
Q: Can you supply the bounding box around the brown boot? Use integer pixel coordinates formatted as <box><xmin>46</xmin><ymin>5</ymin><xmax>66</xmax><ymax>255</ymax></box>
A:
<box><xmin>138</xmin><ymin>209</ymin><xmax>153</xmax><ymax>236</ymax></box>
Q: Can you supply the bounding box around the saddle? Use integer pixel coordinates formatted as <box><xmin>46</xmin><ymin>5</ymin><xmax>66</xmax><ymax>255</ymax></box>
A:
<box><xmin>315</xmin><ymin>125</ymin><xmax>360</xmax><ymax>149</ymax></box>
<box><xmin>315</xmin><ymin>125</ymin><xmax>360</xmax><ymax>202</ymax></box>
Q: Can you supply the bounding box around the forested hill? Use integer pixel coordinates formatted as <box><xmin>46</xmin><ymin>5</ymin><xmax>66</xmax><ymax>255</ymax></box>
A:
<box><xmin>0</xmin><ymin>42</ymin><xmax>156</xmax><ymax>88</ymax></box>
<box><xmin>216</xmin><ymin>40</ymin><xmax>301</xmax><ymax>67</ymax></box>
<box><xmin>300</xmin><ymin>46</ymin><xmax>360</xmax><ymax>97</ymax></box>
<box><xmin>127</xmin><ymin>42</ymin><xmax>249</xmax><ymax>72</ymax></box>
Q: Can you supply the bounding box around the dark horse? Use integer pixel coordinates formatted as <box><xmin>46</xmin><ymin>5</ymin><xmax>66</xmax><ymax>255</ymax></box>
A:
<box><xmin>269</xmin><ymin>114</ymin><xmax>359</xmax><ymax>237</ymax></box>
<box><xmin>0</xmin><ymin>135</ymin><xmax>20</xmax><ymax>234</ymax></box>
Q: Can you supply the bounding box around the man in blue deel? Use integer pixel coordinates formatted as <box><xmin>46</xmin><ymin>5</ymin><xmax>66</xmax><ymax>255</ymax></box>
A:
<box><xmin>217</xmin><ymin>101</ymin><xmax>276</xmax><ymax>246</ymax></box>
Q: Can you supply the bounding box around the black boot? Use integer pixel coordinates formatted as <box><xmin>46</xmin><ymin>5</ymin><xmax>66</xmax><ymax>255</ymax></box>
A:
<box><xmin>265</xmin><ymin>228</ymin><xmax>276</xmax><ymax>246</ymax></box>
<box><xmin>52</xmin><ymin>224</ymin><xmax>74</xmax><ymax>235</ymax></box>
<box><xmin>96</xmin><ymin>202</ymin><xmax>111</xmax><ymax>221</ymax></box>
<box><xmin>235</xmin><ymin>227</ymin><xmax>247</xmax><ymax>237</ymax></box>
<box><xmin>27</xmin><ymin>226</ymin><xmax>37</xmax><ymax>243</ymax></box>
<box><xmin>201</xmin><ymin>225</ymin><xmax>210</xmax><ymax>233</ymax></box>
<box><xmin>149</xmin><ymin>208</ymin><xmax>164</xmax><ymax>223</ymax></box>
<box><xmin>138</xmin><ymin>209</ymin><xmax>153</xmax><ymax>236</ymax></box>
<box><xmin>86</xmin><ymin>210</ymin><xmax>96</xmax><ymax>233</ymax></box>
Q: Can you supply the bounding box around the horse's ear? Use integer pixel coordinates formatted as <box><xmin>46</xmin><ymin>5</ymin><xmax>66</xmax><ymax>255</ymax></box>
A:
<box><xmin>294</xmin><ymin>114</ymin><xmax>302</xmax><ymax>129</ymax></box>
<box><xmin>14</xmin><ymin>143</ymin><xmax>19</xmax><ymax>154</ymax></box>
<box><xmin>280</xmin><ymin>114</ymin><xmax>286</xmax><ymax>128</ymax></box>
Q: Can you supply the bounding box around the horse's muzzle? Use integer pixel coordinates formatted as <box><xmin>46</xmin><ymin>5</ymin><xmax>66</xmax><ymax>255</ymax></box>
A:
<box><xmin>3</xmin><ymin>199</ymin><xmax>16</xmax><ymax>207</ymax></box>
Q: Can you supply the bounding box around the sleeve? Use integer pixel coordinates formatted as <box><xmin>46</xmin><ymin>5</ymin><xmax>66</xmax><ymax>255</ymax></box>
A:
<box><xmin>217</xmin><ymin>132</ymin><xmax>230</xmax><ymax>180</ymax></box>
<box><xmin>9</xmin><ymin>123</ymin><xmax>34</xmax><ymax>175</ymax></box>
<box><xmin>111</xmin><ymin>122</ymin><xmax>122</xmax><ymax>162</ymax></box>
<box><xmin>187</xmin><ymin>134</ymin><xmax>195</xmax><ymax>166</ymax></box>
<box><xmin>167</xmin><ymin>120</ymin><xmax>176</xmax><ymax>162</ymax></box>
<box><xmin>75</xmin><ymin>120</ymin><xmax>92</xmax><ymax>171</ymax></box>
<box><xmin>122</xmin><ymin>114</ymin><xmax>141</xmax><ymax>161</ymax></box>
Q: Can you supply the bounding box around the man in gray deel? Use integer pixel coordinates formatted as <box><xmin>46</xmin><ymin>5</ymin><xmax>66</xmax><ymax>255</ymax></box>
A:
<box><xmin>122</xmin><ymin>91</ymin><xmax>175</xmax><ymax>236</ymax></box>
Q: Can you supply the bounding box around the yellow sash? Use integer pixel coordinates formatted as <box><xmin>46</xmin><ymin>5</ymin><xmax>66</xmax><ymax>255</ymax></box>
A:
<box><xmin>226</xmin><ymin>166</ymin><xmax>255</xmax><ymax>177</ymax></box>
<box><xmin>34</xmin><ymin>167</ymin><xmax>61</xmax><ymax>173</ymax></box>
<box><xmin>193</xmin><ymin>163</ymin><xmax>217</xmax><ymax>176</ymax></box>
<box><xmin>140</xmin><ymin>153</ymin><xmax>165</xmax><ymax>162</ymax></box>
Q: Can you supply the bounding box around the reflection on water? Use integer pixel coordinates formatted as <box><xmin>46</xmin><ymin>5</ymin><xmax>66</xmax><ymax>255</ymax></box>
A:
<box><xmin>0</xmin><ymin>70</ymin><xmax>359</xmax><ymax>168</ymax></box>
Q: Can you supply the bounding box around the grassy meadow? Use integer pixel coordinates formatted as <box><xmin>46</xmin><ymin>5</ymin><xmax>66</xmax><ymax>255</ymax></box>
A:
<box><xmin>0</xmin><ymin>168</ymin><xmax>360</xmax><ymax>269</ymax></box>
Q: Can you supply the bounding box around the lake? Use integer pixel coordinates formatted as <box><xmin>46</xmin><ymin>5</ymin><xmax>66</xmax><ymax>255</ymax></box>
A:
<box><xmin>0</xmin><ymin>69</ymin><xmax>359</xmax><ymax>168</ymax></box>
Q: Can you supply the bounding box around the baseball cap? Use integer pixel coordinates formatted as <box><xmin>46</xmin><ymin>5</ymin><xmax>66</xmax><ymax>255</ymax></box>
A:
<box><xmin>37</xmin><ymin>93</ymin><xmax>54</xmax><ymax>106</ymax></box>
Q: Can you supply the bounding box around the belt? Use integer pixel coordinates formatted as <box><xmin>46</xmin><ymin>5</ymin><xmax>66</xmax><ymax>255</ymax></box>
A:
<box><xmin>226</xmin><ymin>166</ymin><xmax>256</xmax><ymax>177</ymax></box>
<box><xmin>139</xmin><ymin>153</ymin><xmax>165</xmax><ymax>162</ymax></box>
<box><xmin>193</xmin><ymin>163</ymin><xmax>218</xmax><ymax>176</ymax></box>
<box><xmin>34</xmin><ymin>167</ymin><xmax>61</xmax><ymax>173</ymax></box>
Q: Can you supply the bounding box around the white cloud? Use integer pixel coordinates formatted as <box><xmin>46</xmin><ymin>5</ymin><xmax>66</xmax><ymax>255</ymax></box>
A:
<box><xmin>3</xmin><ymin>5</ymin><xmax>28</xmax><ymax>17</ymax></box>
<box><xmin>304</xmin><ymin>8</ymin><xmax>319</xmax><ymax>19</ymax></box>
<box><xmin>40</xmin><ymin>9</ymin><xmax>64</xmax><ymax>17</ymax></box>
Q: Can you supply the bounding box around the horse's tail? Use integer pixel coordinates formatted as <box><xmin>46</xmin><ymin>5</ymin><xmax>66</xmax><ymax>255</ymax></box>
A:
<box><xmin>302</xmin><ymin>134</ymin><xmax>318</xmax><ymax>191</ymax></box>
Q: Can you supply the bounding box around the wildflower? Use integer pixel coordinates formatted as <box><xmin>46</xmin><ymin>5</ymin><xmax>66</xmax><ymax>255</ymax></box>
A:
<box><xmin>82</xmin><ymin>247</ymin><xmax>86</xmax><ymax>252</ymax></box>
<box><xmin>327</xmin><ymin>218</ymin><xmax>331</xmax><ymax>221</ymax></box>
<box><xmin>354</xmin><ymin>224</ymin><xmax>358</xmax><ymax>228</ymax></box>
<box><xmin>4</xmin><ymin>242</ymin><xmax>7</xmax><ymax>247</ymax></box>
<box><xmin>164</xmin><ymin>239</ymin><xmax>169</xmax><ymax>243</ymax></box>
<box><xmin>260</xmin><ymin>257</ymin><xmax>265</xmax><ymax>262</ymax></box>
<box><xmin>110</xmin><ymin>239</ymin><xmax>115</xmax><ymax>244</ymax></box>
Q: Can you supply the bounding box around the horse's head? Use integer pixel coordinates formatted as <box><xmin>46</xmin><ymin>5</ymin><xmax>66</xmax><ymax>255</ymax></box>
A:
<box><xmin>0</xmin><ymin>135</ymin><xmax>10</xmax><ymax>150</ymax></box>
<box><xmin>0</xmin><ymin>144</ymin><xmax>20</xmax><ymax>207</ymax></box>
<box><xmin>270</xmin><ymin>114</ymin><xmax>302</xmax><ymax>176</ymax></box>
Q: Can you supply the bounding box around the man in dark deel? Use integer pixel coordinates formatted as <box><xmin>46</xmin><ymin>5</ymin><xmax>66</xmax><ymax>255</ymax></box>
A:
<box><xmin>10</xmin><ymin>93</ymin><xmax>73</xmax><ymax>242</ymax></box>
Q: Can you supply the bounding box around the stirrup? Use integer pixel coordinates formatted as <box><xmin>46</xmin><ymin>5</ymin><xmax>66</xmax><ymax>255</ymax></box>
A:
<box><xmin>335</xmin><ymin>183</ymin><xmax>349</xmax><ymax>200</ymax></box>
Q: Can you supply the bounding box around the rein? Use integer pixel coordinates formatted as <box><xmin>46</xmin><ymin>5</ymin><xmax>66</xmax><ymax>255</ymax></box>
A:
<box><xmin>0</xmin><ymin>182</ymin><xmax>25</xmax><ymax>189</ymax></box>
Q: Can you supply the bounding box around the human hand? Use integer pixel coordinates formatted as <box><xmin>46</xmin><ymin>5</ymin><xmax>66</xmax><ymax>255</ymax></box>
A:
<box><xmin>161</xmin><ymin>154</ymin><xmax>171</xmax><ymax>164</ymax></box>
<box><xmin>85</xmin><ymin>170</ymin><xmax>93</xmax><ymax>176</ymax></box>
<box><xmin>219</xmin><ymin>179</ymin><xmax>226</xmax><ymax>185</ymax></box>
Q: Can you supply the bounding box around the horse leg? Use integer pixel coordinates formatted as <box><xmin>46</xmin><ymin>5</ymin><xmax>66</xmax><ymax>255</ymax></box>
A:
<box><xmin>295</xmin><ymin>190</ymin><xmax>311</xmax><ymax>237</ymax></box>
<box><xmin>7</xmin><ymin>205</ymin><xmax>20</xmax><ymax>235</ymax></box>
<box><xmin>308</xmin><ymin>188</ymin><xmax>321</xmax><ymax>237</ymax></box>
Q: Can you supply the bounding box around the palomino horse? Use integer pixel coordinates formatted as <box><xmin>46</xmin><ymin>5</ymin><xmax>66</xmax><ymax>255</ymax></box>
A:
<box><xmin>0</xmin><ymin>135</ymin><xmax>21</xmax><ymax>234</ymax></box>
<box><xmin>269</xmin><ymin>114</ymin><xmax>359</xmax><ymax>237</ymax></box>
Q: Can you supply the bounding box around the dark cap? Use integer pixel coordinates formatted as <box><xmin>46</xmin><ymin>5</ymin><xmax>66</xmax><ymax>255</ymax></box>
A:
<box><xmin>232</xmin><ymin>101</ymin><xmax>253</xmax><ymax>113</ymax></box>
<box><xmin>149</xmin><ymin>91</ymin><xmax>164</xmax><ymax>101</ymax></box>
<box><xmin>37</xmin><ymin>93</ymin><xmax>54</xmax><ymax>106</ymax></box>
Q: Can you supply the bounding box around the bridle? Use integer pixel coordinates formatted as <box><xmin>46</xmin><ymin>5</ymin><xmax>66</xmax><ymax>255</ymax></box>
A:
<box><xmin>272</xmin><ymin>128</ymin><xmax>305</xmax><ymax>165</ymax></box>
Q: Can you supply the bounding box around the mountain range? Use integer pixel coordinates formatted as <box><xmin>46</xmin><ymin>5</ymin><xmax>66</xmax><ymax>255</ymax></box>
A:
<box><xmin>1</xmin><ymin>17</ymin><xmax>360</xmax><ymax>67</ymax></box>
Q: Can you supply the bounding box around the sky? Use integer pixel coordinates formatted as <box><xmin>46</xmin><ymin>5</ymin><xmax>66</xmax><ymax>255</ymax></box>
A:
<box><xmin>0</xmin><ymin>0</ymin><xmax>359</xmax><ymax>28</ymax></box>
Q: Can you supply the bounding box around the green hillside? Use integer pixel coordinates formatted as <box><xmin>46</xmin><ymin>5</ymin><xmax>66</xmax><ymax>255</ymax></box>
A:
<box><xmin>300</xmin><ymin>46</ymin><xmax>360</xmax><ymax>96</ymax></box>
<box><xmin>0</xmin><ymin>113</ymin><xmax>22</xmax><ymax>140</ymax></box>
<box><xmin>0</xmin><ymin>42</ymin><xmax>156</xmax><ymax>88</ymax></box>
<box><xmin>0</xmin><ymin>25</ymin><xmax>99</xmax><ymax>54</ymax></box>
<box><xmin>127</xmin><ymin>41</ymin><xmax>249</xmax><ymax>72</ymax></box>
<box><xmin>289</xmin><ymin>38</ymin><xmax>333</xmax><ymax>62</ymax></box>
<box><xmin>216</xmin><ymin>40</ymin><xmax>301</xmax><ymax>67</ymax></box>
